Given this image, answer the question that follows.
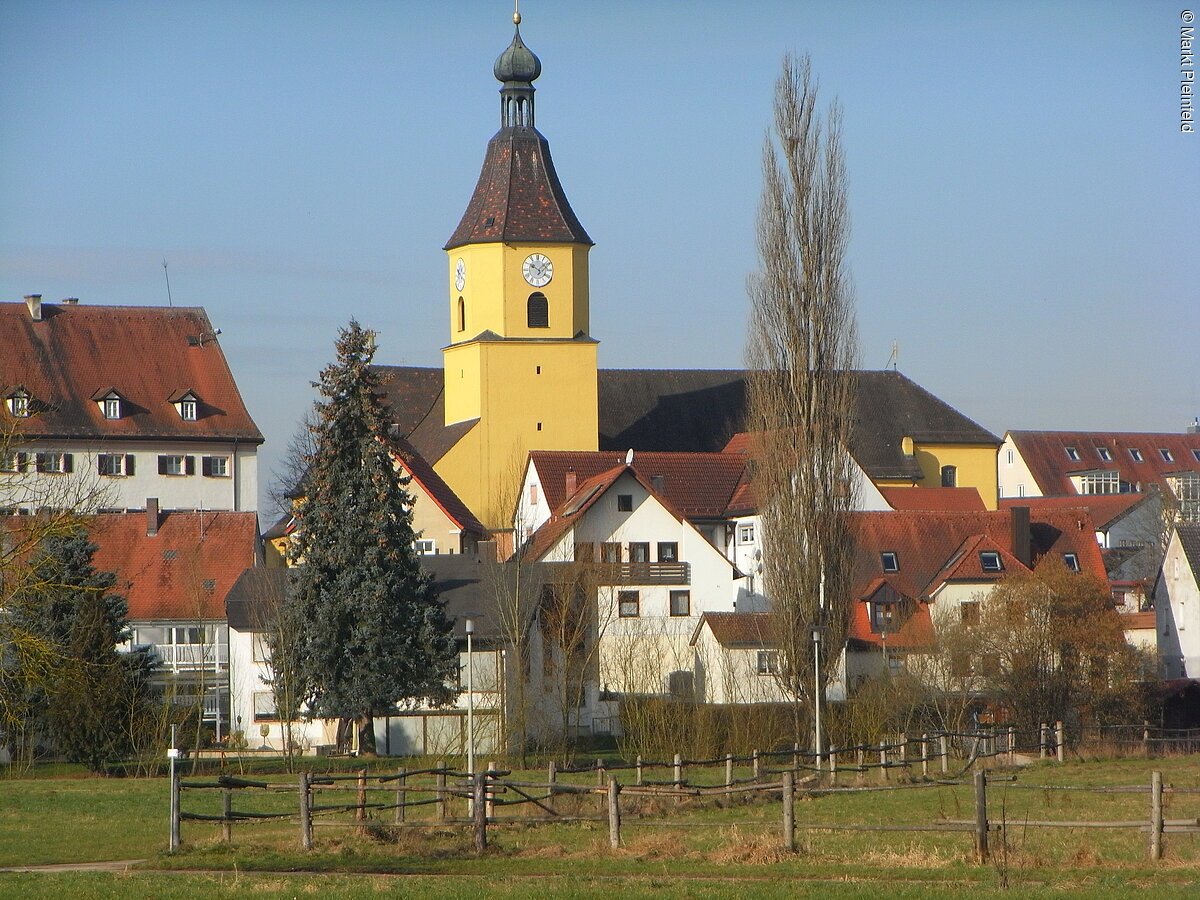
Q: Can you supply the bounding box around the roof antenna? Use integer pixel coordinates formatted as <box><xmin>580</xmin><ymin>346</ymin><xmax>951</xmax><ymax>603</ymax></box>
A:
<box><xmin>162</xmin><ymin>259</ymin><xmax>174</xmax><ymax>307</ymax></box>
<box><xmin>885</xmin><ymin>340</ymin><xmax>899</xmax><ymax>371</ymax></box>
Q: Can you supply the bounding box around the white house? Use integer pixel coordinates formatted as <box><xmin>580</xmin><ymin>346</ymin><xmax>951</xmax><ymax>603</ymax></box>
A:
<box><xmin>1155</xmin><ymin>523</ymin><xmax>1200</xmax><ymax>679</ymax></box>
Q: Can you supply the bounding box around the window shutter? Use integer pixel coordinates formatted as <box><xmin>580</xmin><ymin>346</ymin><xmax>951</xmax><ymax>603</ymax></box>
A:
<box><xmin>98</xmin><ymin>456</ymin><xmax>105</xmax><ymax>476</ymax></box>
<box><xmin>35</xmin><ymin>453</ymin><xmax>45</xmax><ymax>473</ymax></box>
<box><xmin>158</xmin><ymin>455</ymin><xmax>168</xmax><ymax>475</ymax></box>
<box><xmin>16</xmin><ymin>452</ymin><xmax>27</xmax><ymax>472</ymax></box>
<box><xmin>63</xmin><ymin>453</ymin><xmax>73</xmax><ymax>473</ymax></box>
<box><xmin>185</xmin><ymin>455</ymin><xmax>195</xmax><ymax>475</ymax></box>
<box><xmin>201</xmin><ymin>456</ymin><xmax>212</xmax><ymax>477</ymax></box>
<box><xmin>125</xmin><ymin>454</ymin><xmax>135</xmax><ymax>476</ymax></box>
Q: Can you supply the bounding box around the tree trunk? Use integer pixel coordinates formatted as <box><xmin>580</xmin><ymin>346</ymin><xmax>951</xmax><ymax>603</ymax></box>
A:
<box><xmin>357</xmin><ymin>714</ymin><xmax>378</xmax><ymax>756</ymax></box>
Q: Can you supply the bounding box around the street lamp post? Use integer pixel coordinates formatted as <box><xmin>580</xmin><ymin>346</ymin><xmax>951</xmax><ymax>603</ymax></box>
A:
<box><xmin>812</xmin><ymin>625</ymin><xmax>824</xmax><ymax>772</ymax></box>
<box><xmin>465</xmin><ymin>617</ymin><xmax>475</xmax><ymax>778</ymax></box>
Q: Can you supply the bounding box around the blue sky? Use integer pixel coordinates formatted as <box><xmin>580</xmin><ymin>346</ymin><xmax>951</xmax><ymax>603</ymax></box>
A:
<box><xmin>2</xmin><ymin>1</ymin><xmax>1195</xmax><ymax>515</ymax></box>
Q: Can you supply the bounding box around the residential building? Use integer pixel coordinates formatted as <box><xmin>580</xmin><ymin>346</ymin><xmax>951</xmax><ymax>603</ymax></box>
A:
<box><xmin>1</xmin><ymin>296</ymin><xmax>262</xmax><ymax>514</ymax></box>
<box><xmin>1155</xmin><ymin>523</ymin><xmax>1200</xmax><ymax>679</ymax></box>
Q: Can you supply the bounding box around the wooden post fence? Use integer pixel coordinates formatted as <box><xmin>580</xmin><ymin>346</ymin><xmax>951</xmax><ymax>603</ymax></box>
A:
<box><xmin>673</xmin><ymin>753</ymin><xmax>683</xmax><ymax>798</ymax></box>
<box><xmin>899</xmin><ymin>734</ymin><xmax>908</xmax><ymax>777</ymax></box>
<box><xmin>472</xmin><ymin>772</ymin><xmax>487</xmax><ymax>855</ymax></box>
<box><xmin>607</xmin><ymin>777</ymin><xmax>621</xmax><ymax>849</ymax></box>
<box><xmin>856</xmin><ymin>747</ymin><xmax>865</xmax><ymax>785</ymax></box>
<box><xmin>1150</xmin><ymin>770</ymin><xmax>1163</xmax><ymax>861</ymax></box>
<box><xmin>829</xmin><ymin>746</ymin><xmax>838</xmax><ymax>786</ymax></box>
<box><xmin>940</xmin><ymin>734</ymin><xmax>949</xmax><ymax>774</ymax></box>
<box><xmin>596</xmin><ymin>758</ymin><xmax>605</xmax><ymax>787</ymax></box>
<box><xmin>299</xmin><ymin>772</ymin><xmax>312</xmax><ymax>850</ymax></box>
<box><xmin>222</xmin><ymin>788</ymin><xmax>232</xmax><ymax>842</ymax></box>
<box><xmin>1040</xmin><ymin>723</ymin><xmax>1048</xmax><ymax>760</ymax></box>
<box><xmin>169</xmin><ymin>764</ymin><xmax>181</xmax><ymax>852</ymax></box>
<box><xmin>636</xmin><ymin>755</ymin><xmax>643</xmax><ymax>785</ymax></box>
<box><xmin>395</xmin><ymin>767</ymin><xmax>406</xmax><ymax>824</ymax></box>
<box><xmin>921</xmin><ymin>735</ymin><xmax>929</xmax><ymax>778</ymax></box>
<box><xmin>974</xmin><ymin>770</ymin><xmax>989</xmax><ymax>862</ymax></box>
<box><xmin>1056</xmin><ymin>721</ymin><xmax>1065</xmax><ymax>763</ymax></box>
<box><xmin>355</xmin><ymin>768</ymin><xmax>367</xmax><ymax>828</ymax></box>
<box><xmin>486</xmin><ymin>762</ymin><xmax>497</xmax><ymax>819</ymax></box>
<box><xmin>436</xmin><ymin>761</ymin><xmax>448</xmax><ymax>821</ymax></box>
<box><xmin>752</xmin><ymin>749</ymin><xmax>760</xmax><ymax>780</ymax></box>
<box><xmin>725</xmin><ymin>753</ymin><xmax>734</xmax><ymax>788</ymax></box>
<box><xmin>782</xmin><ymin>770</ymin><xmax>795</xmax><ymax>852</ymax></box>
<box><xmin>879</xmin><ymin>741</ymin><xmax>888</xmax><ymax>783</ymax></box>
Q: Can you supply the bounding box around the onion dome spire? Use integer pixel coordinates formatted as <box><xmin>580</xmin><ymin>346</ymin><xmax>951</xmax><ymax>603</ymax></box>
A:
<box><xmin>494</xmin><ymin>11</ymin><xmax>541</xmax><ymax>128</ymax></box>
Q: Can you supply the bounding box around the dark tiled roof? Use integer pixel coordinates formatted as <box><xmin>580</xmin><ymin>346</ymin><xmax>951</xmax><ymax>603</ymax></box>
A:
<box><xmin>879</xmin><ymin>487</ymin><xmax>987</xmax><ymax>511</ymax></box>
<box><xmin>444</xmin><ymin>127</ymin><xmax>592</xmax><ymax>250</ymax></box>
<box><xmin>227</xmin><ymin>554</ymin><xmax>555</xmax><ymax>642</ymax></box>
<box><xmin>86</xmin><ymin>511</ymin><xmax>261</xmax><ymax>620</ymax></box>
<box><xmin>1178</xmin><ymin>523</ymin><xmax>1200</xmax><ymax>579</ymax></box>
<box><xmin>1008</xmin><ymin>431</ymin><xmax>1200</xmax><ymax>496</ymax></box>
<box><xmin>0</xmin><ymin>302</ymin><xmax>263</xmax><ymax>443</ymax></box>
<box><xmin>375</xmin><ymin>366</ymin><xmax>996</xmax><ymax>484</ymax></box>
<box><xmin>529</xmin><ymin>449</ymin><xmax>746</xmax><ymax>520</ymax></box>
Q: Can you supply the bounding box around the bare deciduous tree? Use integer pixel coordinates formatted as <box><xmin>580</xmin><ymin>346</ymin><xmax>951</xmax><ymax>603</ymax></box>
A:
<box><xmin>745</xmin><ymin>54</ymin><xmax>859</xmax><ymax>749</ymax></box>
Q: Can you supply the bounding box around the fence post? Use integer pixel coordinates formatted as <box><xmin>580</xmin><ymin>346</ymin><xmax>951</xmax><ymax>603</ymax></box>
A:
<box><xmin>1143</xmin><ymin>720</ymin><xmax>1151</xmax><ymax>758</ymax></box>
<box><xmin>782</xmin><ymin>769</ymin><xmax>795</xmax><ymax>852</ymax></box>
<box><xmin>356</xmin><ymin>768</ymin><xmax>367</xmax><ymax>827</ymax></box>
<box><xmin>636</xmin><ymin>754</ymin><xmax>643</xmax><ymax>786</ymax></box>
<box><xmin>436</xmin><ymin>760</ymin><xmax>447</xmax><ymax>821</ymax></box>
<box><xmin>222</xmin><ymin>788</ymin><xmax>232</xmax><ymax>842</ymax></box>
<box><xmin>830</xmin><ymin>746</ymin><xmax>838</xmax><ymax>786</ymax></box>
<box><xmin>752</xmin><ymin>749</ymin><xmax>760</xmax><ymax>781</ymax></box>
<box><xmin>596</xmin><ymin>758</ymin><xmax>605</xmax><ymax>788</ymax></box>
<box><xmin>879</xmin><ymin>741</ymin><xmax>888</xmax><ymax>783</ymax></box>
<box><xmin>169</xmin><ymin>763</ymin><xmax>181</xmax><ymax>852</ymax></box>
<box><xmin>793</xmin><ymin>741</ymin><xmax>801</xmax><ymax>772</ymax></box>
<box><xmin>395</xmin><ymin>767</ymin><xmax>406</xmax><ymax>824</ymax></box>
<box><xmin>472</xmin><ymin>772</ymin><xmax>487</xmax><ymax>855</ymax></box>
<box><xmin>940</xmin><ymin>734</ymin><xmax>948</xmax><ymax>774</ymax></box>
<box><xmin>725</xmin><ymin>753</ymin><xmax>734</xmax><ymax>788</ymax></box>
<box><xmin>1007</xmin><ymin>726</ymin><xmax>1016</xmax><ymax>765</ymax></box>
<box><xmin>673</xmin><ymin>753</ymin><xmax>684</xmax><ymax>803</ymax></box>
<box><xmin>921</xmin><ymin>734</ymin><xmax>929</xmax><ymax>778</ymax></box>
<box><xmin>607</xmin><ymin>776</ymin><xmax>621</xmax><ymax>849</ymax></box>
<box><xmin>899</xmin><ymin>733</ymin><xmax>908</xmax><ymax>777</ymax></box>
<box><xmin>1150</xmin><ymin>770</ymin><xmax>1163</xmax><ymax>861</ymax></box>
<box><xmin>486</xmin><ymin>761</ymin><xmax>496</xmax><ymax>820</ymax></box>
<box><xmin>1056</xmin><ymin>721</ymin><xmax>1065</xmax><ymax>763</ymax></box>
<box><xmin>1040</xmin><ymin>723</ymin><xmax>1048</xmax><ymax>759</ymax></box>
<box><xmin>856</xmin><ymin>747</ymin><xmax>865</xmax><ymax>785</ymax></box>
<box><xmin>299</xmin><ymin>771</ymin><xmax>312</xmax><ymax>851</ymax></box>
<box><xmin>974</xmin><ymin>769</ymin><xmax>989</xmax><ymax>862</ymax></box>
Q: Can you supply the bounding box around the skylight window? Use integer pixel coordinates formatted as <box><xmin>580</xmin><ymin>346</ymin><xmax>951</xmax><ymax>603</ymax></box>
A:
<box><xmin>1096</xmin><ymin>447</ymin><xmax>1112</xmax><ymax>462</ymax></box>
<box><xmin>1130</xmin><ymin>448</ymin><xmax>1144</xmax><ymax>462</ymax></box>
<box><xmin>1065</xmin><ymin>447</ymin><xmax>1080</xmax><ymax>461</ymax></box>
<box><xmin>1063</xmin><ymin>553</ymin><xmax>1080</xmax><ymax>572</ymax></box>
<box><xmin>1193</xmin><ymin>450</ymin><xmax>1200</xmax><ymax>463</ymax></box>
<box><xmin>881</xmin><ymin>551</ymin><xmax>899</xmax><ymax>573</ymax></box>
<box><xmin>979</xmin><ymin>551</ymin><xmax>1003</xmax><ymax>572</ymax></box>
<box><xmin>1160</xmin><ymin>449</ymin><xmax>1174</xmax><ymax>463</ymax></box>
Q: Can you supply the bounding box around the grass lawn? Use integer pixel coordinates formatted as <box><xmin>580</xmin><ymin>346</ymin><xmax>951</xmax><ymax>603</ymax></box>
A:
<box><xmin>2</xmin><ymin>755</ymin><xmax>1198</xmax><ymax>896</ymax></box>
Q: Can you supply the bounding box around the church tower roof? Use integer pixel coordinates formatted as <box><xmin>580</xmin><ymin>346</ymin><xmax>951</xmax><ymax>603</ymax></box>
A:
<box><xmin>444</xmin><ymin>14</ymin><xmax>592</xmax><ymax>250</ymax></box>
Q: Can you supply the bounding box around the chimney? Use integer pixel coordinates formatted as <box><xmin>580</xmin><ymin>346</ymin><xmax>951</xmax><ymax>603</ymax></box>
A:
<box><xmin>565</xmin><ymin>469</ymin><xmax>577</xmax><ymax>494</ymax></box>
<box><xmin>146</xmin><ymin>498</ymin><xmax>160</xmax><ymax>537</ymax></box>
<box><xmin>1187</xmin><ymin>417</ymin><xmax>1200</xmax><ymax>435</ymax></box>
<box><xmin>24</xmin><ymin>294</ymin><xmax>42</xmax><ymax>321</ymax></box>
<box><xmin>1010</xmin><ymin>505</ymin><xmax>1031</xmax><ymax>568</ymax></box>
<box><xmin>651</xmin><ymin>474</ymin><xmax>665</xmax><ymax>494</ymax></box>
<box><xmin>61</xmin><ymin>297</ymin><xmax>79</xmax><ymax>305</ymax></box>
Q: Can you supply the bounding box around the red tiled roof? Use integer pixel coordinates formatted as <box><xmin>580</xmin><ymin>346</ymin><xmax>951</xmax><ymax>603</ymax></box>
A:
<box><xmin>1008</xmin><ymin>431</ymin><xmax>1200</xmax><ymax>497</ymax></box>
<box><xmin>847</xmin><ymin>592</ymin><xmax>937</xmax><ymax>650</ymax></box>
<box><xmin>530</xmin><ymin>449</ymin><xmax>747</xmax><ymax>520</ymax></box>
<box><xmin>692</xmin><ymin>612</ymin><xmax>776</xmax><ymax>648</ymax></box>
<box><xmin>879</xmin><ymin>487</ymin><xmax>986</xmax><ymax>512</ymax></box>
<box><xmin>999</xmin><ymin>493</ymin><xmax>1149</xmax><ymax>530</ymax></box>
<box><xmin>87</xmin><ymin>510</ymin><xmax>261</xmax><ymax>620</ymax></box>
<box><xmin>390</xmin><ymin>435</ymin><xmax>486</xmax><ymax>537</ymax></box>
<box><xmin>0</xmin><ymin>302</ymin><xmax>262</xmax><ymax>442</ymax></box>
<box><xmin>523</xmin><ymin>465</ymin><xmax>626</xmax><ymax>561</ymax></box>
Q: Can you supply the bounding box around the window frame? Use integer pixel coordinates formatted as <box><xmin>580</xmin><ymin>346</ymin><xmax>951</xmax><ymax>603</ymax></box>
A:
<box><xmin>1129</xmin><ymin>448</ymin><xmax>1143</xmax><ymax>462</ymax></box>
<box><xmin>1096</xmin><ymin>447</ymin><xmax>1112</xmax><ymax>462</ymax></box>
<box><xmin>880</xmin><ymin>551</ymin><xmax>899</xmax><ymax>573</ymax></box>
<box><xmin>160</xmin><ymin>454</ymin><xmax>187</xmax><ymax>476</ymax></box>
<box><xmin>1063</xmin><ymin>552</ymin><xmax>1080</xmax><ymax>572</ymax></box>
<box><xmin>101</xmin><ymin>397</ymin><xmax>121</xmax><ymax>419</ymax></box>
<box><xmin>526</xmin><ymin>291</ymin><xmax>549</xmax><ymax>328</ymax></box>
<box><xmin>1065</xmin><ymin>447</ymin><xmax>1080</xmax><ymax>461</ymax></box>
<box><xmin>8</xmin><ymin>393</ymin><xmax>30</xmax><ymax>418</ymax></box>
<box><xmin>617</xmin><ymin>590</ymin><xmax>640</xmax><ymax>618</ymax></box>
<box><xmin>179</xmin><ymin>399</ymin><xmax>197</xmax><ymax>421</ymax></box>
<box><xmin>628</xmin><ymin>542</ymin><xmax>650</xmax><ymax>563</ymax></box>
<box><xmin>601</xmin><ymin>542</ymin><xmax>622</xmax><ymax>563</ymax></box>
<box><xmin>1160</xmin><ymin>448</ymin><xmax>1175</xmax><ymax>463</ymax></box>
<box><xmin>979</xmin><ymin>551</ymin><xmax>1003</xmax><ymax>572</ymax></box>
<box><xmin>756</xmin><ymin>650</ymin><xmax>779</xmax><ymax>676</ymax></box>
<box><xmin>657</xmin><ymin>542</ymin><xmax>679</xmax><ymax>563</ymax></box>
<box><xmin>616</xmin><ymin>493</ymin><xmax>633</xmax><ymax>512</ymax></box>
<box><xmin>97</xmin><ymin>453</ymin><xmax>125</xmax><ymax>477</ymax></box>
<box><xmin>669</xmin><ymin>590</ymin><xmax>691</xmax><ymax>617</ymax></box>
<box><xmin>940</xmin><ymin>465</ymin><xmax>957</xmax><ymax>488</ymax></box>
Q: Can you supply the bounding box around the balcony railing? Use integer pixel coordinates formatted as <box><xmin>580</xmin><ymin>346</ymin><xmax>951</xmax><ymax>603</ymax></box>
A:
<box><xmin>152</xmin><ymin>643</ymin><xmax>228</xmax><ymax>672</ymax></box>
<box><xmin>595</xmin><ymin>562</ymin><xmax>690</xmax><ymax>585</ymax></box>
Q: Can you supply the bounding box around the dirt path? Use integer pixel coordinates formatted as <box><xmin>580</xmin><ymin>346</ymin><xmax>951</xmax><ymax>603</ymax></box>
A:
<box><xmin>0</xmin><ymin>860</ymin><xmax>147</xmax><ymax>873</ymax></box>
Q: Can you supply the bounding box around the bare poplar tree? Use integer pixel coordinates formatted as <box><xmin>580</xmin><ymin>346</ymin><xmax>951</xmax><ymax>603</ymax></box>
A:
<box><xmin>745</xmin><ymin>54</ymin><xmax>859</xmax><ymax>747</ymax></box>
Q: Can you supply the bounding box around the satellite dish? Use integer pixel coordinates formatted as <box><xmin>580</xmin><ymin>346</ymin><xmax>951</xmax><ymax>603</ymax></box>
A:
<box><xmin>625</xmin><ymin>448</ymin><xmax>634</xmax><ymax>465</ymax></box>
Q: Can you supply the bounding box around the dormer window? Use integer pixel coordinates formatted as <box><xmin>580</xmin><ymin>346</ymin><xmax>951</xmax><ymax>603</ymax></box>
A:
<box><xmin>169</xmin><ymin>390</ymin><xmax>200</xmax><ymax>421</ymax></box>
<box><xmin>7</xmin><ymin>390</ymin><xmax>31</xmax><ymax>418</ymax></box>
<box><xmin>979</xmin><ymin>551</ymin><xmax>1003</xmax><ymax>572</ymax></box>
<box><xmin>103</xmin><ymin>398</ymin><xmax>121</xmax><ymax>419</ymax></box>
<box><xmin>881</xmin><ymin>551</ymin><xmax>899</xmax><ymax>573</ymax></box>
<box><xmin>180</xmin><ymin>399</ymin><xmax>197</xmax><ymax>421</ymax></box>
<box><xmin>1065</xmin><ymin>447</ymin><xmax>1080</xmax><ymax>461</ymax></box>
<box><xmin>1130</xmin><ymin>448</ymin><xmax>1144</xmax><ymax>462</ymax></box>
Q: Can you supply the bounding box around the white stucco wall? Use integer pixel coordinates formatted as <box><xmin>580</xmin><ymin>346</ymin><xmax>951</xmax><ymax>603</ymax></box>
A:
<box><xmin>998</xmin><ymin>434</ymin><xmax>1042</xmax><ymax>500</ymax></box>
<box><xmin>1156</xmin><ymin>530</ymin><xmax>1200</xmax><ymax>678</ymax></box>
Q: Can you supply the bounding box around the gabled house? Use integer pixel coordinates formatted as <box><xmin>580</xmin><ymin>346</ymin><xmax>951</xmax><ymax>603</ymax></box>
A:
<box><xmin>1</xmin><ymin>296</ymin><xmax>263</xmax><ymax>514</ymax></box>
<box><xmin>689</xmin><ymin>612</ymin><xmax>790</xmax><ymax>704</ymax></box>
<box><xmin>90</xmin><ymin>504</ymin><xmax>261</xmax><ymax>735</ymax></box>
<box><xmin>1000</xmin><ymin>428</ymin><xmax>1200</xmax><ymax>523</ymax></box>
<box><xmin>1155</xmin><ymin>523</ymin><xmax>1200</xmax><ymax>679</ymax></box>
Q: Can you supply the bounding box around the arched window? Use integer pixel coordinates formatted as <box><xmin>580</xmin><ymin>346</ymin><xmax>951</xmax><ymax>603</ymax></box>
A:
<box><xmin>941</xmin><ymin>465</ymin><xmax>957</xmax><ymax>488</ymax></box>
<box><xmin>457</xmin><ymin>297</ymin><xmax>466</xmax><ymax>332</ymax></box>
<box><xmin>527</xmin><ymin>292</ymin><xmax>548</xmax><ymax>328</ymax></box>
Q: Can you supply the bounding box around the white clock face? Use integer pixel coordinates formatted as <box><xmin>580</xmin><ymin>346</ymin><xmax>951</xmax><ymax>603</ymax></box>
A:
<box><xmin>454</xmin><ymin>258</ymin><xmax>466</xmax><ymax>292</ymax></box>
<box><xmin>522</xmin><ymin>253</ymin><xmax>553</xmax><ymax>287</ymax></box>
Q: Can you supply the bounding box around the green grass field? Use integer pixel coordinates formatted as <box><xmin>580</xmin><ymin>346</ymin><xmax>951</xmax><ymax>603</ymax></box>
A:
<box><xmin>2</xmin><ymin>756</ymin><xmax>1199</xmax><ymax>897</ymax></box>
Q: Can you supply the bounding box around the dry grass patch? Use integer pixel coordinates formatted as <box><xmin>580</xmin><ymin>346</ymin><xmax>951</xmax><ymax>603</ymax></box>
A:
<box><xmin>707</xmin><ymin>825</ymin><xmax>796</xmax><ymax>865</ymax></box>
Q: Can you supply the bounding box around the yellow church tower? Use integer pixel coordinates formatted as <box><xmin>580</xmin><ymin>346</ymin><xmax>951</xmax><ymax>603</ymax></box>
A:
<box><xmin>436</xmin><ymin>12</ymin><xmax>599</xmax><ymax>528</ymax></box>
